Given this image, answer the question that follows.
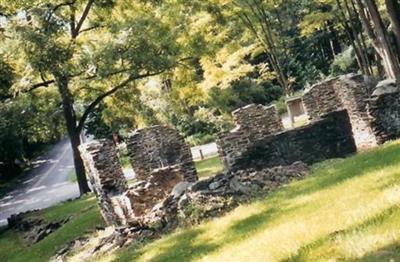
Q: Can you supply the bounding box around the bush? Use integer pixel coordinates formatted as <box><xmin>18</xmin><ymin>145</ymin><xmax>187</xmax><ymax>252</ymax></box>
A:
<box><xmin>185</xmin><ymin>133</ymin><xmax>216</xmax><ymax>147</ymax></box>
<box><xmin>272</xmin><ymin>96</ymin><xmax>288</xmax><ymax>115</ymax></box>
<box><xmin>330</xmin><ymin>47</ymin><xmax>358</xmax><ymax>76</ymax></box>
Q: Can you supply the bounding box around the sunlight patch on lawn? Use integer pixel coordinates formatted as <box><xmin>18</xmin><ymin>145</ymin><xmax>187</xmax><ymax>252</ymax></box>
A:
<box><xmin>101</xmin><ymin>141</ymin><xmax>400</xmax><ymax>262</ymax></box>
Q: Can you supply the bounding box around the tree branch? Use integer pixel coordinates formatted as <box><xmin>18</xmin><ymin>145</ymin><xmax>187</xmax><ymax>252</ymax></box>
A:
<box><xmin>78</xmin><ymin>25</ymin><xmax>104</xmax><ymax>35</ymax></box>
<box><xmin>76</xmin><ymin>70</ymin><xmax>169</xmax><ymax>132</ymax></box>
<box><xmin>72</xmin><ymin>0</ymin><xmax>95</xmax><ymax>39</ymax></box>
<box><xmin>1</xmin><ymin>80</ymin><xmax>55</xmax><ymax>101</ymax></box>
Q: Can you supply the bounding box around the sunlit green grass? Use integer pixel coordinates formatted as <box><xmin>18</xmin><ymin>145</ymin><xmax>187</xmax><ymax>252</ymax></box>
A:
<box><xmin>0</xmin><ymin>195</ymin><xmax>104</xmax><ymax>262</ymax></box>
<box><xmin>98</xmin><ymin>141</ymin><xmax>400</xmax><ymax>262</ymax></box>
<box><xmin>195</xmin><ymin>156</ymin><xmax>224</xmax><ymax>179</ymax></box>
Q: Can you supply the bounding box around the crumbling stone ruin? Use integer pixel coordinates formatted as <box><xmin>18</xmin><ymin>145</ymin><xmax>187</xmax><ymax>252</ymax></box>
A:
<box><xmin>303</xmin><ymin>74</ymin><xmax>378</xmax><ymax>149</ymax></box>
<box><xmin>79</xmin><ymin>140</ymin><xmax>130</xmax><ymax>226</ymax></box>
<box><xmin>217</xmin><ymin>73</ymin><xmax>400</xmax><ymax>171</ymax></box>
<box><xmin>126</xmin><ymin>126</ymin><xmax>197</xmax><ymax>182</ymax></box>
<box><xmin>74</xmin><ymin>73</ymin><xmax>400</xmax><ymax>256</ymax></box>
<box><xmin>78</xmin><ymin>124</ymin><xmax>310</xmax><ymax>236</ymax></box>
<box><xmin>79</xmin><ymin>126</ymin><xmax>198</xmax><ymax>227</ymax></box>
<box><xmin>367</xmin><ymin>79</ymin><xmax>400</xmax><ymax>144</ymax></box>
<box><xmin>234</xmin><ymin>110</ymin><xmax>357</xmax><ymax>171</ymax></box>
<box><xmin>217</xmin><ymin>104</ymin><xmax>284</xmax><ymax>170</ymax></box>
<box><xmin>217</xmin><ymin>109</ymin><xmax>356</xmax><ymax>171</ymax></box>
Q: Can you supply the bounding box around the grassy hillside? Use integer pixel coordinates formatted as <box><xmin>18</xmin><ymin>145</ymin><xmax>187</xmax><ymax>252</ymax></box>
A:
<box><xmin>0</xmin><ymin>195</ymin><xmax>103</xmax><ymax>262</ymax></box>
<box><xmin>100</xmin><ymin>141</ymin><xmax>400</xmax><ymax>262</ymax></box>
<box><xmin>1</xmin><ymin>142</ymin><xmax>400</xmax><ymax>262</ymax></box>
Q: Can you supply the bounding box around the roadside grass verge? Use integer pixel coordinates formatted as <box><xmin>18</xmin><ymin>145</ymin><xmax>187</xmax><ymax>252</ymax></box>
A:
<box><xmin>0</xmin><ymin>195</ymin><xmax>104</xmax><ymax>262</ymax></box>
<box><xmin>99</xmin><ymin>140</ymin><xmax>400</xmax><ymax>262</ymax></box>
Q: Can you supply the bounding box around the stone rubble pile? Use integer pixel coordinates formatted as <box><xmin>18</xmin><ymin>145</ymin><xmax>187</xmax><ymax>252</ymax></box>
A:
<box><xmin>8</xmin><ymin>212</ymin><xmax>70</xmax><ymax>244</ymax></box>
<box><xmin>86</xmin><ymin>162</ymin><xmax>309</xmax><ymax>255</ymax></box>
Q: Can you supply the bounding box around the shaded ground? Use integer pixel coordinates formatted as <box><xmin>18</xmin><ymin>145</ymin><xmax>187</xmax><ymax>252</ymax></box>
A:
<box><xmin>0</xmin><ymin>139</ymin><xmax>80</xmax><ymax>225</ymax></box>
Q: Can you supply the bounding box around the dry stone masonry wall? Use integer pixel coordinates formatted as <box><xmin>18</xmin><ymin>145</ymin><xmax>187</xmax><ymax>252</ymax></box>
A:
<box><xmin>234</xmin><ymin>110</ymin><xmax>357</xmax><ymax>170</ymax></box>
<box><xmin>79</xmin><ymin>126</ymin><xmax>198</xmax><ymax>227</ymax></box>
<box><xmin>217</xmin><ymin>109</ymin><xmax>357</xmax><ymax>171</ymax></box>
<box><xmin>79</xmin><ymin>140</ymin><xmax>130</xmax><ymax>226</ymax></box>
<box><xmin>217</xmin><ymin>104</ymin><xmax>284</xmax><ymax>170</ymax></box>
<box><xmin>303</xmin><ymin>74</ymin><xmax>378</xmax><ymax>149</ymax></box>
<box><xmin>302</xmin><ymin>78</ymin><xmax>341</xmax><ymax>120</ymax></box>
<box><xmin>368</xmin><ymin>79</ymin><xmax>400</xmax><ymax>144</ymax></box>
<box><xmin>126</xmin><ymin>126</ymin><xmax>197</xmax><ymax>182</ymax></box>
<box><xmin>216</xmin><ymin>74</ymin><xmax>400</xmax><ymax>173</ymax></box>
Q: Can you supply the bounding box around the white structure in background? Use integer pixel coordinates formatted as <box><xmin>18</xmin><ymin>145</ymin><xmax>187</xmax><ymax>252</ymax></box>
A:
<box><xmin>191</xmin><ymin>142</ymin><xmax>218</xmax><ymax>160</ymax></box>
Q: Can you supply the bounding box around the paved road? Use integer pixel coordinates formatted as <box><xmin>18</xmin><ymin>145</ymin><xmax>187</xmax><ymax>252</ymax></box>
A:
<box><xmin>0</xmin><ymin>138</ymin><xmax>80</xmax><ymax>225</ymax></box>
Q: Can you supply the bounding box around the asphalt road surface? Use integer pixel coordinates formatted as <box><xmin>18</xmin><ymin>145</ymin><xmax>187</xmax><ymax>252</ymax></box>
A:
<box><xmin>0</xmin><ymin>138</ymin><xmax>80</xmax><ymax>226</ymax></box>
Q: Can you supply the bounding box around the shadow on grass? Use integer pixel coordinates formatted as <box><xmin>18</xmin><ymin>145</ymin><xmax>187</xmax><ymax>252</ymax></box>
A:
<box><xmin>284</xmin><ymin>204</ymin><xmax>400</xmax><ymax>262</ymax></box>
<box><xmin>115</xmin><ymin>228</ymin><xmax>219</xmax><ymax>262</ymax></box>
<box><xmin>351</xmin><ymin>243</ymin><xmax>400</xmax><ymax>262</ymax></box>
<box><xmin>276</xmin><ymin>142</ymin><xmax>400</xmax><ymax>201</ymax></box>
<box><xmin>114</xmin><ymin>203</ymin><xmax>304</xmax><ymax>262</ymax></box>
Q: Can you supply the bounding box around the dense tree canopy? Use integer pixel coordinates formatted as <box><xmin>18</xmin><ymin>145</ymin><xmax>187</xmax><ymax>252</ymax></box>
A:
<box><xmin>1</xmin><ymin>0</ymin><xmax>400</xmax><ymax>195</ymax></box>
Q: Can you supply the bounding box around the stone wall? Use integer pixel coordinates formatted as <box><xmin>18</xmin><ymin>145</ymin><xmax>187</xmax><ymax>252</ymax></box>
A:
<box><xmin>303</xmin><ymin>74</ymin><xmax>377</xmax><ymax>149</ymax></box>
<box><xmin>303</xmin><ymin>78</ymin><xmax>340</xmax><ymax>119</ymax></box>
<box><xmin>79</xmin><ymin>140</ymin><xmax>131</xmax><ymax>226</ymax></box>
<box><xmin>79</xmin><ymin>126</ymin><xmax>198</xmax><ymax>227</ymax></box>
<box><xmin>126</xmin><ymin>126</ymin><xmax>197</xmax><ymax>182</ymax></box>
<box><xmin>219</xmin><ymin>110</ymin><xmax>357</xmax><ymax>171</ymax></box>
<box><xmin>217</xmin><ymin>104</ymin><xmax>284</xmax><ymax>170</ymax></box>
<box><xmin>368</xmin><ymin>80</ymin><xmax>400</xmax><ymax>144</ymax></box>
<box><xmin>333</xmin><ymin>74</ymin><xmax>378</xmax><ymax>148</ymax></box>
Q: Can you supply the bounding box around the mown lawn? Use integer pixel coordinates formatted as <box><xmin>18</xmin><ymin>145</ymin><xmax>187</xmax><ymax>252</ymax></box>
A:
<box><xmin>2</xmin><ymin>141</ymin><xmax>400</xmax><ymax>262</ymax></box>
<box><xmin>195</xmin><ymin>156</ymin><xmax>224</xmax><ymax>179</ymax></box>
<box><xmin>0</xmin><ymin>195</ymin><xmax>104</xmax><ymax>262</ymax></box>
<box><xmin>98</xmin><ymin>141</ymin><xmax>400</xmax><ymax>262</ymax></box>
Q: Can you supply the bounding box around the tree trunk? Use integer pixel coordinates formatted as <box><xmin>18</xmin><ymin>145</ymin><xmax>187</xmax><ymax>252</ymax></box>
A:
<box><xmin>360</xmin><ymin>0</ymin><xmax>400</xmax><ymax>79</ymax></box>
<box><xmin>55</xmin><ymin>73</ymin><xmax>90</xmax><ymax>195</ymax></box>
<box><xmin>385</xmin><ymin>0</ymin><xmax>400</xmax><ymax>53</ymax></box>
<box><xmin>336</xmin><ymin>0</ymin><xmax>370</xmax><ymax>75</ymax></box>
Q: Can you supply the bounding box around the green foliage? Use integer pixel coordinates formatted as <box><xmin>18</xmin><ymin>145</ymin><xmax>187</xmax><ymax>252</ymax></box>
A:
<box><xmin>330</xmin><ymin>47</ymin><xmax>358</xmax><ymax>76</ymax></box>
<box><xmin>209</xmin><ymin>78</ymin><xmax>282</xmax><ymax>113</ymax></box>
<box><xmin>0</xmin><ymin>90</ymin><xmax>65</xmax><ymax>179</ymax></box>
<box><xmin>0</xmin><ymin>57</ymin><xmax>15</xmax><ymax>98</ymax></box>
<box><xmin>273</xmin><ymin>96</ymin><xmax>288</xmax><ymax>115</ymax></box>
<box><xmin>84</xmin><ymin>104</ymin><xmax>114</xmax><ymax>139</ymax></box>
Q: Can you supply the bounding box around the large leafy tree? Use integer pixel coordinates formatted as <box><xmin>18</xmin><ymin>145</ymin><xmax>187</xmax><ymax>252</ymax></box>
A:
<box><xmin>1</xmin><ymin>0</ymin><xmax>185</xmax><ymax>194</ymax></box>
